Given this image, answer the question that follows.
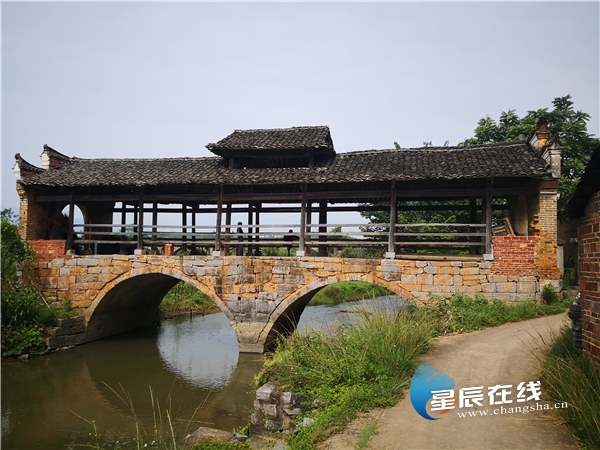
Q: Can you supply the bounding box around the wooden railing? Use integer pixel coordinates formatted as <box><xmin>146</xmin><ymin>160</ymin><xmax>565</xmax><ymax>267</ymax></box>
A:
<box><xmin>71</xmin><ymin>221</ymin><xmax>488</xmax><ymax>256</ymax></box>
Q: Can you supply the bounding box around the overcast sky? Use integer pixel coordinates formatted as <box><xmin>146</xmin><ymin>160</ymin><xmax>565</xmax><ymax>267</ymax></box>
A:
<box><xmin>2</xmin><ymin>1</ymin><xmax>599</xmax><ymax>213</ymax></box>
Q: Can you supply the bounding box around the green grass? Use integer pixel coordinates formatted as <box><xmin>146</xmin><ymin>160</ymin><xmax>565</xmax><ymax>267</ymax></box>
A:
<box><xmin>423</xmin><ymin>293</ymin><xmax>571</xmax><ymax>336</ymax></box>
<box><xmin>190</xmin><ymin>439</ymin><xmax>251</xmax><ymax>450</ymax></box>
<box><xmin>308</xmin><ymin>281</ymin><xmax>393</xmax><ymax>306</ymax></box>
<box><xmin>539</xmin><ymin>327</ymin><xmax>600</xmax><ymax>450</ymax></box>
<box><xmin>258</xmin><ymin>293</ymin><xmax>571</xmax><ymax>449</ymax></box>
<box><xmin>257</xmin><ymin>305</ymin><xmax>434</xmax><ymax>449</ymax></box>
<box><xmin>355</xmin><ymin>421</ymin><xmax>378</xmax><ymax>450</ymax></box>
<box><xmin>159</xmin><ymin>282</ymin><xmax>219</xmax><ymax>318</ymax></box>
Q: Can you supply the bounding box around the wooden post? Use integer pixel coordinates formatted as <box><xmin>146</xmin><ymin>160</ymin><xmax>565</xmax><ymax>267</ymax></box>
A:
<box><xmin>485</xmin><ymin>178</ymin><xmax>493</xmax><ymax>254</ymax></box>
<box><xmin>152</xmin><ymin>202</ymin><xmax>158</xmax><ymax>253</ymax></box>
<box><xmin>318</xmin><ymin>200</ymin><xmax>328</xmax><ymax>256</ymax></box>
<box><xmin>255</xmin><ymin>201</ymin><xmax>261</xmax><ymax>256</ymax></box>
<box><xmin>299</xmin><ymin>184</ymin><xmax>306</xmax><ymax>254</ymax></box>
<box><xmin>306</xmin><ymin>201</ymin><xmax>312</xmax><ymax>253</ymax></box>
<box><xmin>133</xmin><ymin>203</ymin><xmax>138</xmax><ymax>248</ymax></box>
<box><xmin>224</xmin><ymin>202</ymin><xmax>232</xmax><ymax>254</ymax></box>
<box><xmin>182</xmin><ymin>202</ymin><xmax>187</xmax><ymax>251</ymax></box>
<box><xmin>469</xmin><ymin>197</ymin><xmax>477</xmax><ymax>255</ymax></box>
<box><xmin>247</xmin><ymin>202</ymin><xmax>253</xmax><ymax>255</ymax></box>
<box><xmin>388</xmin><ymin>181</ymin><xmax>397</xmax><ymax>255</ymax></box>
<box><xmin>215</xmin><ymin>186</ymin><xmax>223</xmax><ymax>252</ymax></box>
<box><xmin>137</xmin><ymin>192</ymin><xmax>144</xmax><ymax>250</ymax></box>
<box><xmin>67</xmin><ymin>193</ymin><xmax>75</xmax><ymax>251</ymax></box>
<box><xmin>191</xmin><ymin>203</ymin><xmax>197</xmax><ymax>247</ymax></box>
<box><xmin>120</xmin><ymin>202</ymin><xmax>127</xmax><ymax>253</ymax></box>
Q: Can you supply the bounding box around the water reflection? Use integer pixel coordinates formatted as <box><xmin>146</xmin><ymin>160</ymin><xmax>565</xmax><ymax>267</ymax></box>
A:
<box><xmin>0</xmin><ymin>295</ymin><xmax>408</xmax><ymax>450</ymax></box>
<box><xmin>157</xmin><ymin>314</ymin><xmax>239</xmax><ymax>389</ymax></box>
<box><xmin>1</xmin><ymin>314</ymin><xmax>261</xmax><ymax>450</ymax></box>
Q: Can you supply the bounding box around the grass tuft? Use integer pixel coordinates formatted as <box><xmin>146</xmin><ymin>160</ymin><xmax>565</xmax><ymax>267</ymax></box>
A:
<box><xmin>423</xmin><ymin>293</ymin><xmax>571</xmax><ymax>335</ymax></box>
<box><xmin>258</xmin><ymin>293</ymin><xmax>571</xmax><ymax>449</ymax></box>
<box><xmin>539</xmin><ymin>327</ymin><xmax>600</xmax><ymax>450</ymax></box>
<box><xmin>257</xmin><ymin>305</ymin><xmax>434</xmax><ymax>449</ymax></box>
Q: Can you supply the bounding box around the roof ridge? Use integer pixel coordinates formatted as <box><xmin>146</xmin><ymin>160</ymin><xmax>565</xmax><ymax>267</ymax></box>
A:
<box><xmin>232</xmin><ymin>125</ymin><xmax>329</xmax><ymax>133</ymax></box>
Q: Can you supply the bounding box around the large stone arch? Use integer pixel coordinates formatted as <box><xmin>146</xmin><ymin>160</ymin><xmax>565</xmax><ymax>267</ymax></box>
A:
<box><xmin>84</xmin><ymin>266</ymin><xmax>230</xmax><ymax>343</ymax></box>
<box><xmin>257</xmin><ymin>272</ymin><xmax>420</xmax><ymax>350</ymax></box>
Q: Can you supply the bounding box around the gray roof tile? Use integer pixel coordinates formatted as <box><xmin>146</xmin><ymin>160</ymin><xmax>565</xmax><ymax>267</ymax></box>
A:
<box><xmin>18</xmin><ymin>141</ymin><xmax>549</xmax><ymax>188</ymax></box>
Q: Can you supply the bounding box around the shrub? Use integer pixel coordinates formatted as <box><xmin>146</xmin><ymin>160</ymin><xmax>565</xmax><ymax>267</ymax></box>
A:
<box><xmin>541</xmin><ymin>284</ymin><xmax>559</xmax><ymax>304</ymax></box>
<box><xmin>562</xmin><ymin>267</ymin><xmax>576</xmax><ymax>289</ymax></box>
<box><xmin>1</xmin><ymin>209</ymin><xmax>53</xmax><ymax>357</ymax></box>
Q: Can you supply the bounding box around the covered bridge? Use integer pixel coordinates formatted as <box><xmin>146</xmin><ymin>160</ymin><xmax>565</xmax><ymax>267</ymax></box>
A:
<box><xmin>14</xmin><ymin>120</ymin><xmax>562</xmax><ymax>287</ymax></box>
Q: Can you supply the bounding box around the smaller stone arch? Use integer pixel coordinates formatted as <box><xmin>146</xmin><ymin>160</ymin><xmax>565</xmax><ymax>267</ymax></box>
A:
<box><xmin>83</xmin><ymin>265</ymin><xmax>231</xmax><ymax>343</ymax></box>
<box><xmin>257</xmin><ymin>272</ymin><xmax>419</xmax><ymax>351</ymax></box>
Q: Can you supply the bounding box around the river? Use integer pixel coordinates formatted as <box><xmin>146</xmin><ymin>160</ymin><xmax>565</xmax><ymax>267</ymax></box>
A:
<box><xmin>0</xmin><ymin>296</ymin><xmax>406</xmax><ymax>449</ymax></box>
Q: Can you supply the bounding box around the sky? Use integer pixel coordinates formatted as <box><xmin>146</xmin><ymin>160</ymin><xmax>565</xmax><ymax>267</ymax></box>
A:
<box><xmin>2</xmin><ymin>1</ymin><xmax>599</xmax><ymax>215</ymax></box>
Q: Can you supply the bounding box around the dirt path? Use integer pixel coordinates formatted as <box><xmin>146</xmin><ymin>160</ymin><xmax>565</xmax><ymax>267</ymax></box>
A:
<box><xmin>325</xmin><ymin>313</ymin><xmax>579</xmax><ymax>450</ymax></box>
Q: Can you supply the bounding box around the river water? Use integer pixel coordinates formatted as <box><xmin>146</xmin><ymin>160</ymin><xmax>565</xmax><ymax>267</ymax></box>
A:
<box><xmin>0</xmin><ymin>296</ymin><xmax>405</xmax><ymax>450</ymax></box>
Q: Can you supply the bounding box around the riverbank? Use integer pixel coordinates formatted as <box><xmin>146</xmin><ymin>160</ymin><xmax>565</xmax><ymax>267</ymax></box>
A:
<box><xmin>256</xmin><ymin>294</ymin><xmax>573</xmax><ymax>450</ymax></box>
<box><xmin>307</xmin><ymin>281</ymin><xmax>392</xmax><ymax>306</ymax></box>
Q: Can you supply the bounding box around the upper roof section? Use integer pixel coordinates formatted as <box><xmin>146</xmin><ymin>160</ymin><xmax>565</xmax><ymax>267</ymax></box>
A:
<box><xmin>566</xmin><ymin>145</ymin><xmax>600</xmax><ymax>218</ymax></box>
<box><xmin>15</xmin><ymin>139</ymin><xmax>551</xmax><ymax>189</ymax></box>
<box><xmin>206</xmin><ymin>126</ymin><xmax>335</xmax><ymax>168</ymax></box>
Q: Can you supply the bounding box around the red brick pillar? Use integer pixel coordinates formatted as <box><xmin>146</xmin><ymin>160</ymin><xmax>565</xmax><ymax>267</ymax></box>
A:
<box><xmin>532</xmin><ymin>181</ymin><xmax>560</xmax><ymax>284</ymax></box>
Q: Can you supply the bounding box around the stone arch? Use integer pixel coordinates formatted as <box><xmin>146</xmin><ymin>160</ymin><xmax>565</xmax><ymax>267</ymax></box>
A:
<box><xmin>257</xmin><ymin>272</ymin><xmax>419</xmax><ymax>350</ymax></box>
<box><xmin>84</xmin><ymin>266</ymin><xmax>231</xmax><ymax>343</ymax></box>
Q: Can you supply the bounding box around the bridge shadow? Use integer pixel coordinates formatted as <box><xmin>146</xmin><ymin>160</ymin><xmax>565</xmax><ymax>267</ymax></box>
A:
<box><xmin>263</xmin><ymin>288</ymin><xmax>325</xmax><ymax>350</ymax></box>
<box><xmin>85</xmin><ymin>271</ymin><xmax>229</xmax><ymax>343</ymax></box>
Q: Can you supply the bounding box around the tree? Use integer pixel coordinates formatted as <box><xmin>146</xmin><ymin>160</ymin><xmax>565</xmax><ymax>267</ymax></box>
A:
<box><xmin>1</xmin><ymin>209</ymin><xmax>49</xmax><ymax>356</ymax></box>
<box><xmin>460</xmin><ymin>95</ymin><xmax>599</xmax><ymax>217</ymax></box>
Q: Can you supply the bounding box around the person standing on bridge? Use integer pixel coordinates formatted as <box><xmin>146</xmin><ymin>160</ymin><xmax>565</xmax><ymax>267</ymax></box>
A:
<box><xmin>236</xmin><ymin>222</ymin><xmax>244</xmax><ymax>256</ymax></box>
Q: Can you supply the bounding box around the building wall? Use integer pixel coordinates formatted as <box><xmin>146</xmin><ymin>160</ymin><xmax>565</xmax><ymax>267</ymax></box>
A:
<box><xmin>579</xmin><ymin>190</ymin><xmax>600</xmax><ymax>365</ymax></box>
<box><xmin>491</xmin><ymin>236</ymin><xmax>538</xmax><ymax>276</ymax></box>
<box><xmin>531</xmin><ymin>184</ymin><xmax>561</xmax><ymax>284</ymax></box>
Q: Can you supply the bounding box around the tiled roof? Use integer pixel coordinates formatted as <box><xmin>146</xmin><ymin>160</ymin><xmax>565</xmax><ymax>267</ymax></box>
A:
<box><xmin>18</xmin><ymin>141</ymin><xmax>549</xmax><ymax>188</ymax></box>
<box><xmin>566</xmin><ymin>145</ymin><xmax>600</xmax><ymax>217</ymax></box>
<box><xmin>206</xmin><ymin>126</ymin><xmax>334</xmax><ymax>156</ymax></box>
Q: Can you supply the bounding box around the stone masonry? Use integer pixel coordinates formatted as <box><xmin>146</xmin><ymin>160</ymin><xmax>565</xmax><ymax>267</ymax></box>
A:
<box><xmin>32</xmin><ymin>250</ymin><xmax>549</xmax><ymax>353</ymax></box>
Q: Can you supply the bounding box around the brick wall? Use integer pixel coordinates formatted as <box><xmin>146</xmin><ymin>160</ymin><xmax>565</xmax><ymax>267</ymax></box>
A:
<box><xmin>579</xmin><ymin>190</ymin><xmax>600</xmax><ymax>365</ymax></box>
<box><xmin>491</xmin><ymin>236</ymin><xmax>538</xmax><ymax>276</ymax></box>
<box><xmin>533</xmin><ymin>188</ymin><xmax>560</xmax><ymax>281</ymax></box>
<box><xmin>30</xmin><ymin>240</ymin><xmax>67</xmax><ymax>262</ymax></box>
